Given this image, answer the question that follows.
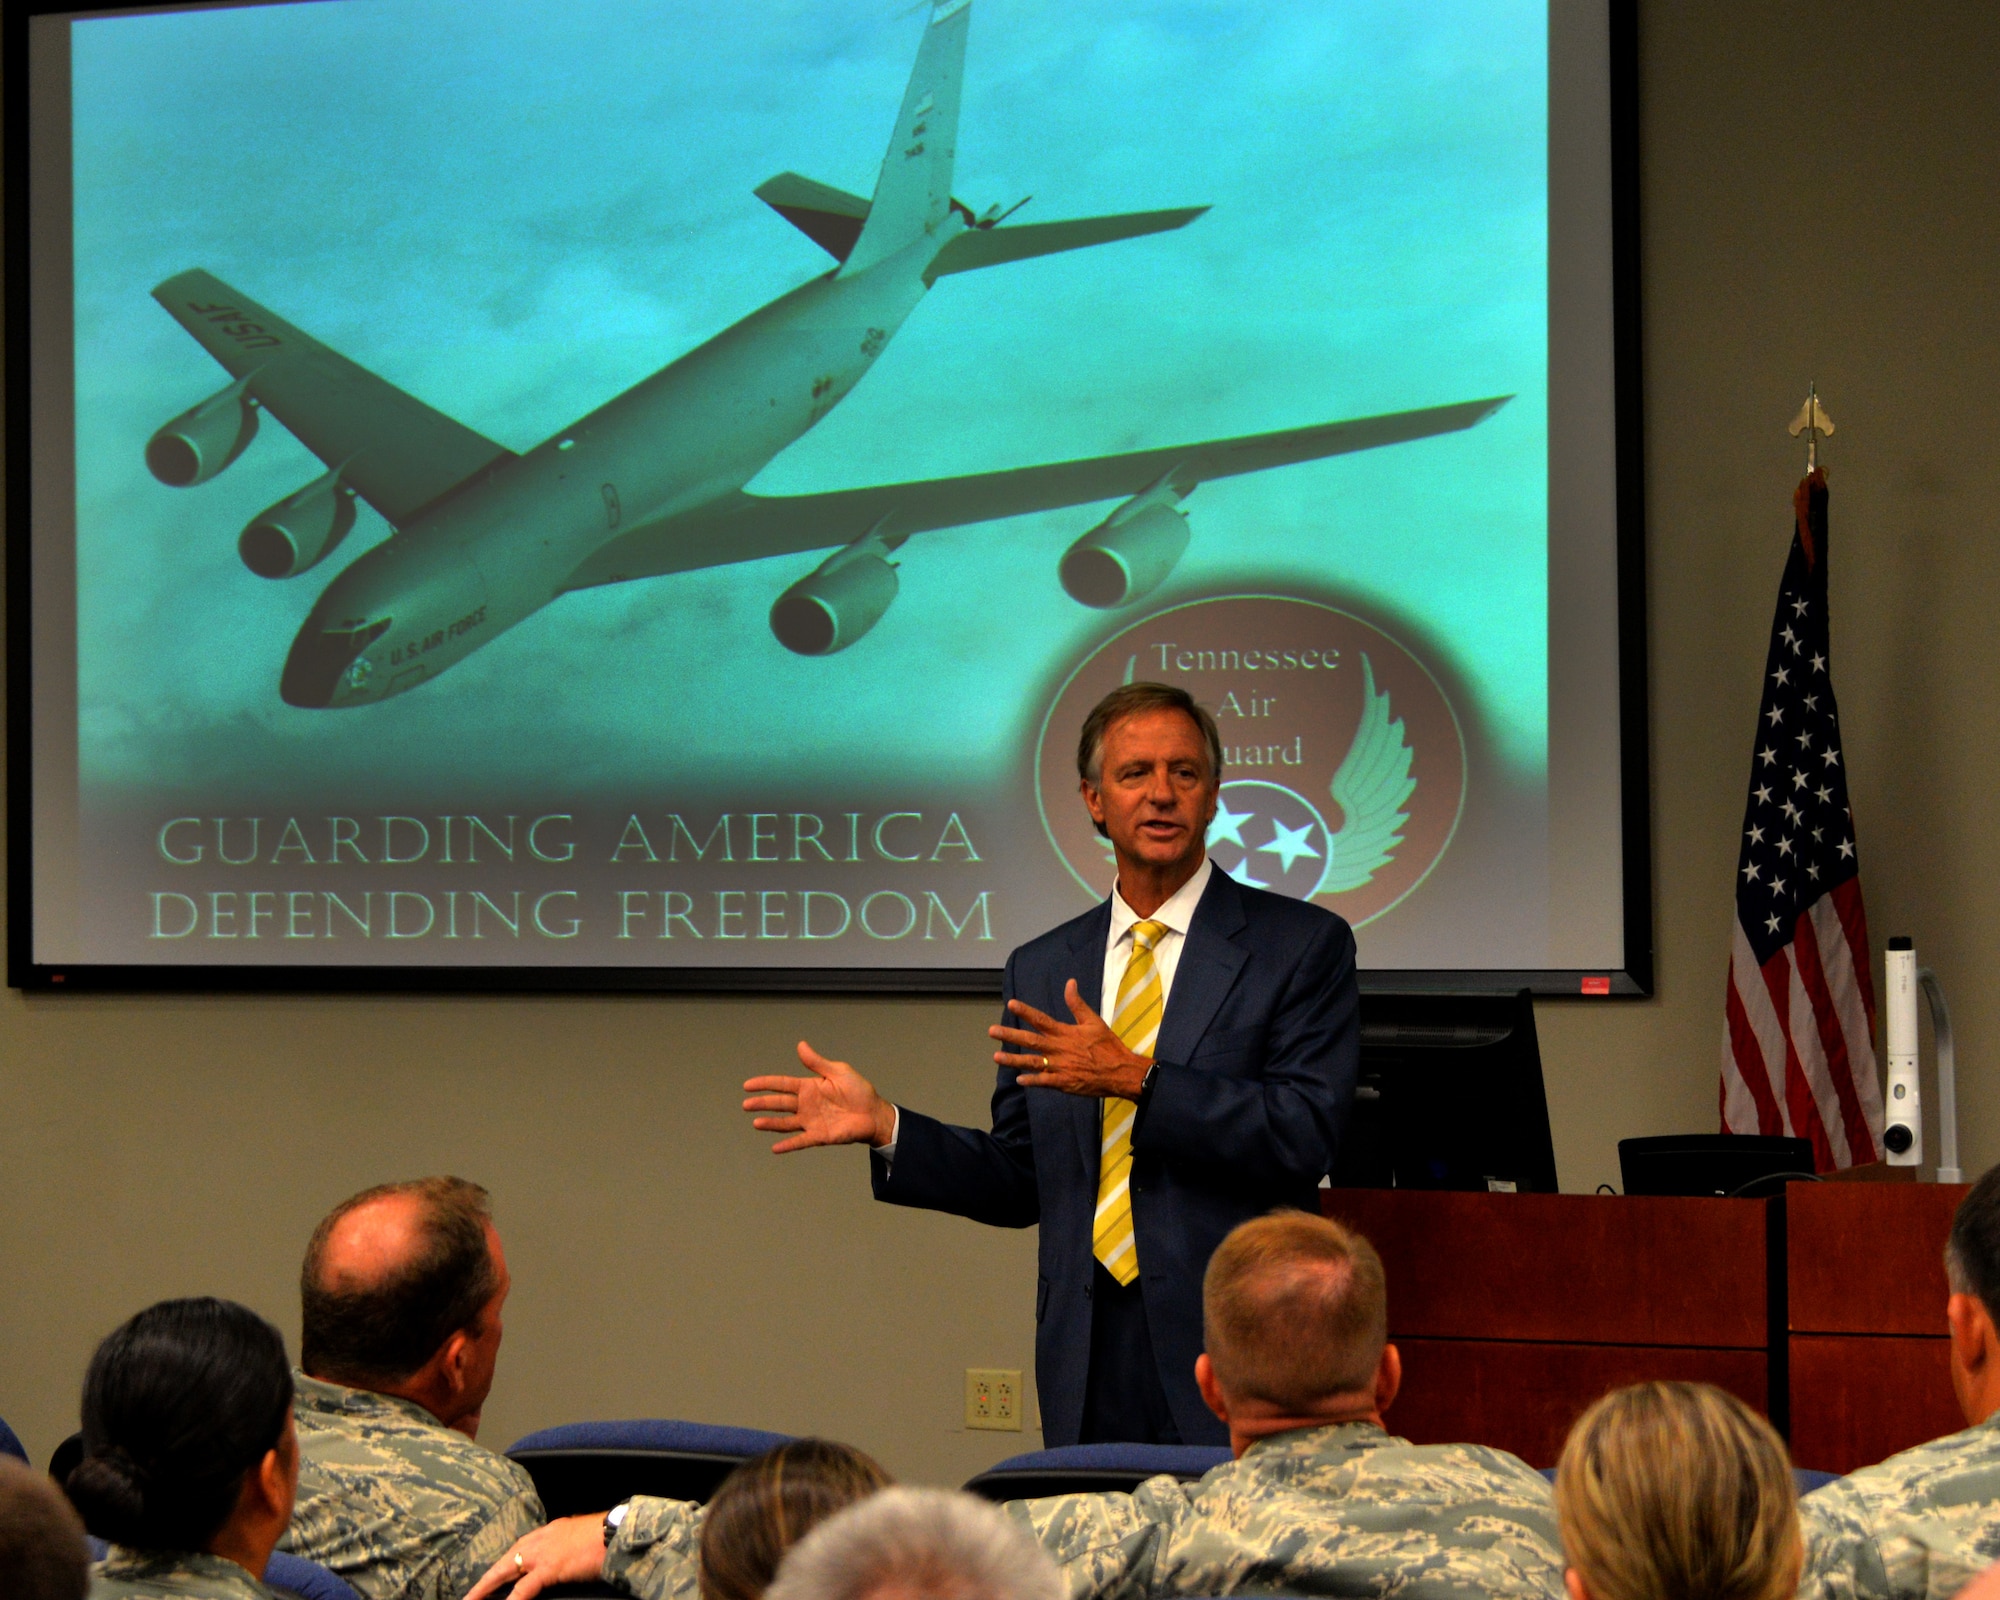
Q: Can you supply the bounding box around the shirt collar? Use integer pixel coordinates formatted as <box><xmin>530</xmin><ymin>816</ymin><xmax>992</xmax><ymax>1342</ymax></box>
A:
<box><xmin>1110</xmin><ymin>855</ymin><xmax>1214</xmax><ymax>944</ymax></box>
<box><xmin>1238</xmin><ymin>1419</ymin><xmax>1397</xmax><ymax>1460</ymax></box>
<box><xmin>293</xmin><ymin>1370</ymin><xmax>448</xmax><ymax>1432</ymax></box>
<box><xmin>99</xmin><ymin>1548</ymin><xmax>274</xmax><ymax>1596</ymax></box>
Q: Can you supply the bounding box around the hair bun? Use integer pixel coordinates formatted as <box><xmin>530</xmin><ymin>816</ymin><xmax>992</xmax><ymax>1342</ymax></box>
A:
<box><xmin>67</xmin><ymin>1446</ymin><xmax>160</xmax><ymax>1545</ymax></box>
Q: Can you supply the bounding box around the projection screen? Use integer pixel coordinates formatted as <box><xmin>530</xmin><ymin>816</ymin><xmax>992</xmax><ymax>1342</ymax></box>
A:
<box><xmin>8</xmin><ymin>0</ymin><xmax>1648</xmax><ymax>992</ymax></box>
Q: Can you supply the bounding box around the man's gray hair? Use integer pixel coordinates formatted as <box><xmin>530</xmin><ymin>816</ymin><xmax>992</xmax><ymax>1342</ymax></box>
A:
<box><xmin>1076</xmin><ymin>681</ymin><xmax>1223</xmax><ymax>788</ymax></box>
<box><xmin>765</xmin><ymin>1487</ymin><xmax>1062</xmax><ymax>1600</ymax></box>
<box><xmin>1947</xmin><ymin>1163</ymin><xmax>2000</xmax><ymax>1321</ymax></box>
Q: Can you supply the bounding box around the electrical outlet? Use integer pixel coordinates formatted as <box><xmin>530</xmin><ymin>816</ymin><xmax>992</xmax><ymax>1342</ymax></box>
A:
<box><xmin>965</xmin><ymin>1368</ymin><xmax>1023</xmax><ymax>1431</ymax></box>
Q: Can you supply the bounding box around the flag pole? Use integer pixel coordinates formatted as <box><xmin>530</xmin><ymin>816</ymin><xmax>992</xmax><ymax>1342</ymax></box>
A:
<box><xmin>1720</xmin><ymin>386</ymin><xmax>1884</xmax><ymax>1170</ymax></box>
<box><xmin>1788</xmin><ymin>384</ymin><xmax>1834</xmax><ymax>475</ymax></box>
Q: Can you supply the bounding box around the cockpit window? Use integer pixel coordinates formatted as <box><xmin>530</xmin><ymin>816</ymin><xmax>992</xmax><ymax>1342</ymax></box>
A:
<box><xmin>281</xmin><ymin>617</ymin><xmax>390</xmax><ymax>708</ymax></box>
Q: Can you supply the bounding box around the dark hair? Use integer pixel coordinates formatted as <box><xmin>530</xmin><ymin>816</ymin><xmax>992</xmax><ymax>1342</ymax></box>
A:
<box><xmin>67</xmin><ymin>1297</ymin><xmax>292</xmax><ymax>1551</ymax></box>
<box><xmin>1947</xmin><ymin>1164</ymin><xmax>2000</xmax><ymax>1322</ymax></box>
<box><xmin>301</xmin><ymin>1176</ymin><xmax>497</xmax><ymax>1384</ymax></box>
<box><xmin>1075</xmin><ymin>682</ymin><xmax>1224</xmax><ymax>833</ymax></box>
<box><xmin>0</xmin><ymin>1459</ymin><xmax>89</xmax><ymax>1600</ymax></box>
<box><xmin>699</xmin><ymin>1439</ymin><xmax>893</xmax><ymax>1600</ymax></box>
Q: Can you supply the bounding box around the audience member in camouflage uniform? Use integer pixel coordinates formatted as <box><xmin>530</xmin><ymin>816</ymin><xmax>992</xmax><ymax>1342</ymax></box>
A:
<box><xmin>66</xmin><ymin>1298</ymin><xmax>298</xmax><ymax>1600</ymax></box>
<box><xmin>278</xmin><ymin>1177</ymin><xmax>544</xmax><ymax>1600</ymax></box>
<box><xmin>1001</xmin><ymin>1211</ymin><xmax>1564</xmax><ymax>1600</ymax></box>
<box><xmin>470</xmin><ymin>1211</ymin><xmax>1562</xmax><ymax>1600</ymax></box>
<box><xmin>1800</xmin><ymin>1165</ymin><xmax>2000</xmax><ymax>1600</ymax></box>
<box><xmin>1006</xmin><ymin>1424</ymin><xmax>1561</xmax><ymax>1600</ymax></box>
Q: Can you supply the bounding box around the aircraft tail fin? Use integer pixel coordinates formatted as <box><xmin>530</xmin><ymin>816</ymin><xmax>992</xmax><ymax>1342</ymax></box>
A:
<box><xmin>924</xmin><ymin>207</ymin><xmax>1210</xmax><ymax>282</ymax></box>
<box><xmin>756</xmin><ymin>172</ymin><xmax>872</xmax><ymax>262</ymax></box>
<box><xmin>839</xmin><ymin>0</ymin><xmax>969</xmax><ymax>277</ymax></box>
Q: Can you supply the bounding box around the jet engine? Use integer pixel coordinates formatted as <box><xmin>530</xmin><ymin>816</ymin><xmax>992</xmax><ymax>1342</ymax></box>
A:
<box><xmin>145</xmin><ymin>379</ymin><xmax>260</xmax><ymax>487</ymax></box>
<box><xmin>239</xmin><ymin>469</ymin><xmax>358</xmax><ymax>580</ymax></box>
<box><xmin>1059</xmin><ymin>496</ymin><xmax>1190</xmax><ymax>608</ymax></box>
<box><xmin>770</xmin><ymin>532</ymin><xmax>900</xmax><ymax>655</ymax></box>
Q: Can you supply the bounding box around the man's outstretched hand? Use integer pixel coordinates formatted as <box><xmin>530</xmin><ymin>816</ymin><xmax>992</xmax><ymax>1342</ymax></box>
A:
<box><xmin>744</xmin><ymin>1042</ymin><xmax>897</xmax><ymax>1153</ymax></box>
<box><xmin>993</xmin><ymin>979</ymin><xmax>1151</xmax><ymax>1100</ymax></box>
<box><xmin>465</xmin><ymin>1515</ymin><xmax>606</xmax><ymax>1600</ymax></box>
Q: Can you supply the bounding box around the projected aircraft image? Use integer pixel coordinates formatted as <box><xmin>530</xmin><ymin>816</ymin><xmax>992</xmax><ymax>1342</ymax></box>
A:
<box><xmin>145</xmin><ymin>0</ymin><xmax>1508</xmax><ymax>710</ymax></box>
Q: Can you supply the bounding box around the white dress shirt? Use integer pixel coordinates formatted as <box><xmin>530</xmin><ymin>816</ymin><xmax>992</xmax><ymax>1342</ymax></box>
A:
<box><xmin>877</xmin><ymin>857</ymin><xmax>1214</xmax><ymax>1159</ymax></box>
<box><xmin>1100</xmin><ymin>856</ymin><xmax>1212</xmax><ymax>1040</ymax></box>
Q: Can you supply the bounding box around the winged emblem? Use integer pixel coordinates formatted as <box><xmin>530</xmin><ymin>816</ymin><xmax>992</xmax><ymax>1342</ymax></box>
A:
<box><xmin>1315</xmin><ymin>653</ymin><xmax>1416</xmax><ymax>895</ymax></box>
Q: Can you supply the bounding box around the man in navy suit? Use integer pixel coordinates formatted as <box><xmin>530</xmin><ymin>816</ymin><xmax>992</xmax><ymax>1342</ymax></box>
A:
<box><xmin>742</xmin><ymin>682</ymin><xmax>1359</xmax><ymax>1446</ymax></box>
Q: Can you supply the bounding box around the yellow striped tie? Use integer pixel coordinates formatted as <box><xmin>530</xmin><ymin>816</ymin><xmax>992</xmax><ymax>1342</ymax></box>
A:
<box><xmin>1095</xmin><ymin>918</ymin><xmax>1166</xmax><ymax>1286</ymax></box>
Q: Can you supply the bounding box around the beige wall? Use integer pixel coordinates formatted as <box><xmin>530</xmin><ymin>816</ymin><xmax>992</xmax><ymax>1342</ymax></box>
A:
<box><xmin>4</xmin><ymin>0</ymin><xmax>1998</xmax><ymax>1485</ymax></box>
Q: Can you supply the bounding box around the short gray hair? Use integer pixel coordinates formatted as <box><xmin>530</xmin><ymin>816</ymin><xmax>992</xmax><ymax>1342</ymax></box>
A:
<box><xmin>765</xmin><ymin>1487</ymin><xmax>1062</xmax><ymax>1600</ymax></box>
<box><xmin>1076</xmin><ymin>682</ymin><xmax>1223</xmax><ymax>788</ymax></box>
<box><xmin>1947</xmin><ymin>1163</ymin><xmax>2000</xmax><ymax>1321</ymax></box>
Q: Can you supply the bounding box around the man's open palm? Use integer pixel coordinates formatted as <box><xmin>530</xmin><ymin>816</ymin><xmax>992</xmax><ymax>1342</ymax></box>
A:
<box><xmin>743</xmin><ymin>1042</ymin><xmax>895</xmax><ymax>1153</ymax></box>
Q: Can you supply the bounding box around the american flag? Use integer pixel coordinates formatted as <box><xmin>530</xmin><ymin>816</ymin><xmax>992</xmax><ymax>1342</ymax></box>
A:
<box><xmin>1720</xmin><ymin>469</ymin><xmax>1884</xmax><ymax>1170</ymax></box>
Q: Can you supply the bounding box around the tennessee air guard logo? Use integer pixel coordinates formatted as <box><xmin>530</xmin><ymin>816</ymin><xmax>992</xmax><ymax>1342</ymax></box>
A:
<box><xmin>1035</xmin><ymin>595</ymin><xmax>1466</xmax><ymax>928</ymax></box>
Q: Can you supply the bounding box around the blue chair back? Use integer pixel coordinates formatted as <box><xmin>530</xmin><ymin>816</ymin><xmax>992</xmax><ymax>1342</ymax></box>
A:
<box><xmin>963</xmin><ymin>1443</ymin><xmax>1232</xmax><ymax>1501</ymax></box>
<box><xmin>507</xmin><ymin>1419</ymin><xmax>795</xmax><ymax>1517</ymax></box>
<box><xmin>265</xmin><ymin>1553</ymin><xmax>363</xmax><ymax>1600</ymax></box>
<box><xmin>0</xmin><ymin>1415</ymin><xmax>26</xmax><ymax>1463</ymax></box>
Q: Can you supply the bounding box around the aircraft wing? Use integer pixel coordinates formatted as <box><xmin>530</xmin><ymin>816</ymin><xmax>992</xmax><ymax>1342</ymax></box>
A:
<box><xmin>562</xmin><ymin>394</ymin><xmax>1511</xmax><ymax>592</ymax></box>
<box><xmin>152</xmin><ymin>269</ymin><xmax>514</xmax><ymax>526</ymax></box>
<box><xmin>924</xmin><ymin>208</ymin><xmax>1210</xmax><ymax>281</ymax></box>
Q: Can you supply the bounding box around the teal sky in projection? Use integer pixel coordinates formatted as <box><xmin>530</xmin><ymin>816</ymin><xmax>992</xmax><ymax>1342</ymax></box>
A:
<box><xmin>70</xmin><ymin>0</ymin><xmax>1546</xmax><ymax>799</ymax></box>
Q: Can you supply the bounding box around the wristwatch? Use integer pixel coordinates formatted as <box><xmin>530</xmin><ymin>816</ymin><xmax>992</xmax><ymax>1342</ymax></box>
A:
<box><xmin>603</xmin><ymin>1501</ymin><xmax>630</xmax><ymax>1549</ymax></box>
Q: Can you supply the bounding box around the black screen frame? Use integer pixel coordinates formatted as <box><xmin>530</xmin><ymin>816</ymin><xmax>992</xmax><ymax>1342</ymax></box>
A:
<box><xmin>4</xmin><ymin>0</ymin><xmax>1652</xmax><ymax>998</ymax></box>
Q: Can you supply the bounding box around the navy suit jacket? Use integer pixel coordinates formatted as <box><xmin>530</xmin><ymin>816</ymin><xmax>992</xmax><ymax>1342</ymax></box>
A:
<box><xmin>872</xmin><ymin>867</ymin><xmax>1359</xmax><ymax>1446</ymax></box>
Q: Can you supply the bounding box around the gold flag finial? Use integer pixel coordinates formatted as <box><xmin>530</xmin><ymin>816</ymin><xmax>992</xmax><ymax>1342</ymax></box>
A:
<box><xmin>1788</xmin><ymin>383</ymin><xmax>1835</xmax><ymax>474</ymax></box>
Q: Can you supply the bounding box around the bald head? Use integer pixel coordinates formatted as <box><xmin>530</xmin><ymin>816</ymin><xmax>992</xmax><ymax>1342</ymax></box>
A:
<box><xmin>316</xmin><ymin>1190</ymin><xmax>435</xmax><ymax>1289</ymax></box>
<box><xmin>301</xmin><ymin>1177</ymin><xmax>500</xmax><ymax>1390</ymax></box>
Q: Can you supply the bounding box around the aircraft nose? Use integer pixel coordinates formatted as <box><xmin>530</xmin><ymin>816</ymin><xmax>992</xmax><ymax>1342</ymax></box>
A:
<box><xmin>280</xmin><ymin>618</ymin><xmax>389</xmax><ymax>708</ymax></box>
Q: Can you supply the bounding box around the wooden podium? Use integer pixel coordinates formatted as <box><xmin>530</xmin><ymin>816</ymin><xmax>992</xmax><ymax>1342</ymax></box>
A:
<box><xmin>1785</xmin><ymin>1180</ymin><xmax>1966</xmax><ymax>1471</ymax></box>
<box><xmin>1322</xmin><ymin>1178</ymin><xmax>1968</xmax><ymax>1472</ymax></box>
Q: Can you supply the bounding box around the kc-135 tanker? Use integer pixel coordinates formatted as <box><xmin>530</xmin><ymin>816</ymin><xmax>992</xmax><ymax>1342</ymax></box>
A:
<box><xmin>145</xmin><ymin>0</ymin><xmax>1509</xmax><ymax>709</ymax></box>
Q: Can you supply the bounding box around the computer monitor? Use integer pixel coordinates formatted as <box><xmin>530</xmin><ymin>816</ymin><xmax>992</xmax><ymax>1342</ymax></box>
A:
<box><xmin>1617</xmin><ymin>1133</ymin><xmax>1817</xmax><ymax>1197</ymax></box>
<box><xmin>1330</xmin><ymin>989</ymin><xmax>1558</xmax><ymax>1193</ymax></box>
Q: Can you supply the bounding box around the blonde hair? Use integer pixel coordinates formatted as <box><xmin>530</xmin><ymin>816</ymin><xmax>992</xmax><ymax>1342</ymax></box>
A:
<box><xmin>1556</xmin><ymin>1382</ymin><xmax>1801</xmax><ymax>1600</ymax></box>
<box><xmin>1201</xmin><ymin>1210</ymin><xmax>1387</xmax><ymax>1408</ymax></box>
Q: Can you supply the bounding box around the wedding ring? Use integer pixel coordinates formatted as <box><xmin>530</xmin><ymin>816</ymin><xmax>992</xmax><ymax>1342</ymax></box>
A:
<box><xmin>515</xmin><ymin>1554</ymin><xmax>526</xmax><ymax>1574</ymax></box>
<box><xmin>1041</xmin><ymin>1056</ymin><xmax>1050</xmax><ymax>1069</ymax></box>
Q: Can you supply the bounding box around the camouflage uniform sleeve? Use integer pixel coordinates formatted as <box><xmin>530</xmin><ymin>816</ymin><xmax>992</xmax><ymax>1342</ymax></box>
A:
<box><xmin>438</xmin><ymin>1481</ymin><xmax>547</xmax><ymax>1600</ymax></box>
<box><xmin>1005</xmin><ymin>1475</ymin><xmax>1192</xmax><ymax>1600</ymax></box>
<box><xmin>603</xmin><ymin>1496</ymin><xmax>706</xmax><ymax>1600</ymax></box>
<box><xmin>1799</xmin><ymin>1481</ymin><xmax>1896</xmax><ymax>1600</ymax></box>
